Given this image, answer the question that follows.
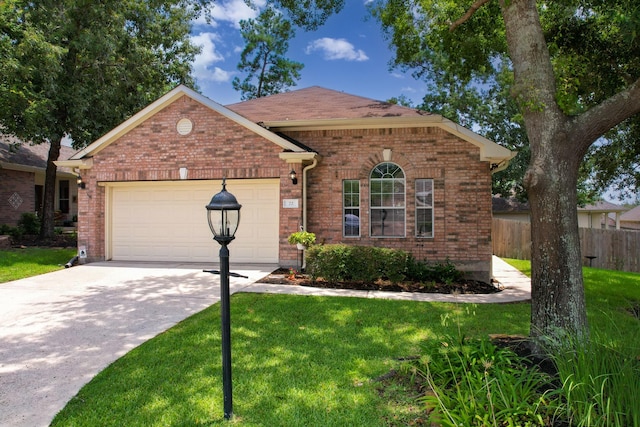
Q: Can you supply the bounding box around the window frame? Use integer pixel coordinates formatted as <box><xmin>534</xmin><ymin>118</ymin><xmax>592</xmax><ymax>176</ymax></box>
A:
<box><xmin>415</xmin><ymin>179</ymin><xmax>434</xmax><ymax>238</ymax></box>
<box><xmin>343</xmin><ymin>179</ymin><xmax>361</xmax><ymax>237</ymax></box>
<box><xmin>369</xmin><ymin>162</ymin><xmax>406</xmax><ymax>238</ymax></box>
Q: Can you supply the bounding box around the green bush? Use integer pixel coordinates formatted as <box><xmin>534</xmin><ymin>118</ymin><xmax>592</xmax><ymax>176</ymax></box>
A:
<box><xmin>0</xmin><ymin>223</ymin><xmax>22</xmax><ymax>238</ymax></box>
<box><xmin>305</xmin><ymin>244</ymin><xmax>462</xmax><ymax>284</ymax></box>
<box><xmin>18</xmin><ymin>212</ymin><xmax>40</xmax><ymax>235</ymax></box>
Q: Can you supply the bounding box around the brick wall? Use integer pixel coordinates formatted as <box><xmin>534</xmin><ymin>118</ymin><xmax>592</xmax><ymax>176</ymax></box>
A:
<box><xmin>78</xmin><ymin>95</ymin><xmax>303</xmax><ymax>262</ymax></box>
<box><xmin>0</xmin><ymin>169</ymin><xmax>35</xmax><ymax>226</ymax></box>
<box><xmin>284</xmin><ymin>127</ymin><xmax>493</xmax><ymax>281</ymax></box>
<box><xmin>79</xmin><ymin>95</ymin><xmax>494</xmax><ymax>280</ymax></box>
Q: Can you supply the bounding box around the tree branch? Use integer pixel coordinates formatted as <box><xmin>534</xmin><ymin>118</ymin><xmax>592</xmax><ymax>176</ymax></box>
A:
<box><xmin>449</xmin><ymin>0</ymin><xmax>491</xmax><ymax>31</ymax></box>
<box><xmin>570</xmin><ymin>77</ymin><xmax>640</xmax><ymax>149</ymax></box>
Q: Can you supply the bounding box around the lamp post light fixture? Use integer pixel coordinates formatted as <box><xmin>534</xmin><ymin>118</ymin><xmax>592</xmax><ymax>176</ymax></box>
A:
<box><xmin>205</xmin><ymin>178</ymin><xmax>241</xmax><ymax>420</ymax></box>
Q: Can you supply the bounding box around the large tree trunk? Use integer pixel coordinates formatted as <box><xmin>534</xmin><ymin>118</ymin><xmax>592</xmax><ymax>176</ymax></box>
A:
<box><xmin>40</xmin><ymin>137</ymin><xmax>62</xmax><ymax>239</ymax></box>
<box><xmin>500</xmin><ymin>0</ymin><xmax>589</xmax><ymax>344</ymax></box>
<box><xmin>525</xmin><ymin>141</ymin><xmax>588</xmax><ymax>342</ymax></box>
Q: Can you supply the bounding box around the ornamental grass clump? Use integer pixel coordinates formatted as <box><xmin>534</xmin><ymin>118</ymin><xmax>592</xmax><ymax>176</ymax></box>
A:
<box><xmin>548</xmin><ymin>327</ymin><xmax>640</xmax><ymax>427</ymax></box>
<box><xmin>403</xmin><ymin>336</ymin><xmax>562</xmax><ymax>427</ymax></box>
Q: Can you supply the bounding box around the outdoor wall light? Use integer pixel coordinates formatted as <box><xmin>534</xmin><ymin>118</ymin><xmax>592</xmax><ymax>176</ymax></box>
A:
<box><xmin>289</xmin><ymin>169</ymin><xmax>298</xmax><ymax>185</ymax></box>
<box><xmin>179</xmin><ymin>167</ymin><xmax>188</xmax><ymax>180</ymax></box>
<box><xmin>77</xmin><ymin>175</ymin><xmax>86</xmax><ymax>189</ymax></box>
<box><xmin>204</xmin><ymin>177</ymin><xmax>242</xmax><ymax>420</ymax></box>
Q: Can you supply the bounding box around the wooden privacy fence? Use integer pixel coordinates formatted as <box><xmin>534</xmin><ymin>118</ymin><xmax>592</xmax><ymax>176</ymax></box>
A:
<box><xmin>492</xmin><ymin>218</ymin><xmax>640</xmax><ymax>273</ymax></box>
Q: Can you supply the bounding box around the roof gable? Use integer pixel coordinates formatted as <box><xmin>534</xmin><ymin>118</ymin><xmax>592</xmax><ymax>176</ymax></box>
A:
<box><xmin>70</xmin><ymin>85</ymin><xmax>307</xmax><ymax>161</ymax></box>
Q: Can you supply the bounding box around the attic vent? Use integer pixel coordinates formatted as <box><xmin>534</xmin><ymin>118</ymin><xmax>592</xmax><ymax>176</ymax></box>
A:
<box><xmin>176</xmin><ymin>118</ymin><xmax>193</xmax><ymax>135</ymax></box>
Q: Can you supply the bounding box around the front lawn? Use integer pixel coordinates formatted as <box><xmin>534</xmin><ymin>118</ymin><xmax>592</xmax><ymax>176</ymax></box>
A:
<box><xmin>50</xmin><ymin>259</ymin><xmax>640</xmax><ymax>426</ymax></box>
<box><xmin>0</xmin><ymin>247</ymin><xmax>77</xmax><ymax>283</ymax></box>
<box><xmin>51</xmin><ymin>295</ymin><xmax>531</xmax><ymax>426</ymax></box>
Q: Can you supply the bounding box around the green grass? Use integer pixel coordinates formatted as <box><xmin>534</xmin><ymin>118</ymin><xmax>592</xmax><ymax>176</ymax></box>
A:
<box><xmin>0</xmin><ymin>247</ymin><xmax>77</xmax><ymax>283</ymax></box>
<box><xmin>51</xmin><ymin>295</ymin><xmax>531</xmax><ymax>426</ymax></box>
<box><xmin>50</xmin><ymin>259</ymin><xmax>640</xmax><ymax>426</ymax></box>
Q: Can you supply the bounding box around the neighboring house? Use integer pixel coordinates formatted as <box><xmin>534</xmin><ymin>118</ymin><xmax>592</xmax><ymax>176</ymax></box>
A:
<box><xmin>621</xmin><ymin>205</ymin><xmax>640</xmax><ymax>231</ymax></box>
<box><xmin>56</xmin><ymin>85</ymin><xmax>514</xmax><ymax>282</ymax></box>
<box><xmin>492</xmin><ymin>196</ymin><xmax>530</xmax><ymax>222</ymax></box>
<box><xmin>578</xmin><ymin>201</ymin><xmax>627</xmax><ymax>230</ymax></box>
<box><xmin>0</xmin><ymin>136</ymin><xmax>78</xmax><ymax>227</ymax></box>
<box><xmin>493</xmin><ymin>197</ymin><xmax>628</xmax><ymax>230</ymax></box>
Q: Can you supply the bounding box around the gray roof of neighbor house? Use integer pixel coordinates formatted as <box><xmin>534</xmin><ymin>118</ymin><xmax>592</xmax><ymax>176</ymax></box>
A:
<box><xmin>0</xmin><ymin>135</ymin><xmax>76</xmax><ymax>174</ymax></box>
<box><xmin>492</xmin><ymin>196</ymin><xmax>530</xmax><ymax>213</ymax></box>
<box><xmin>226</xmin><ymin>86</ymin><xmax>430</xmax><ymax>121</ymax></box>
<box><xmin>577</xmin><ymin>201</ymin><xmax>627</xmax><ymax>213</ymax></box>
<box><xmin>621</xmin><ymin>205</ymin><xmax>640</xmax><ymax>222</ymax></box>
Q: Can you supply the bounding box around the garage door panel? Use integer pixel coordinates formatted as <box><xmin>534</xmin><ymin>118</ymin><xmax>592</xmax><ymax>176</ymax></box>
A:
<box><xmin>110</xmin><ymin>180</ymin><xmax>279</xmax><ymax>263</ymax></box>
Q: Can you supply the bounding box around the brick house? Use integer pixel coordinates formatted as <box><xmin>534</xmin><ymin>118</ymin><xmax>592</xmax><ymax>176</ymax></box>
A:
<box><xmin>1</xmin><ymin>136</ymin><xmax>78</xmax><ymax>227</ymax></box>
<box><xmin>57</xmin><ymin>85</ymin><xmax>514</xmax><ymax>281</ymax></box>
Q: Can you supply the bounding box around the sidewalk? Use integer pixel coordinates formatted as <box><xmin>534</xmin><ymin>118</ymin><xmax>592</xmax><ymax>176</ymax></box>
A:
<box><xmin>238</xmin><ymin>256</ymin><xmax>531</xmax><ymax>303</ymax></box>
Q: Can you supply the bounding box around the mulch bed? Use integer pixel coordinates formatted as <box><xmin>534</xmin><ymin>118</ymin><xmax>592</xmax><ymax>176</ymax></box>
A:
<box><xmin>6</xmin><ymin>234</ymin><xmax>77</xmax><ymax>248</ymax></box>
<box><xmin>257</xmin><ymin>268</ymin><xmax>502</xmax><ymax>294</ymax></box>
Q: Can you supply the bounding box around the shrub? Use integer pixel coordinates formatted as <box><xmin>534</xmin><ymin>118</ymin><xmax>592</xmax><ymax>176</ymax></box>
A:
<box><xmin>18</xmin><ymin>212</ymin><xmax>40</xmax><ymax>235</ymax></box>
<box><xmin>0</xmin><ymin>223</ymin><xmax>23</xmax><ymax>238</ymax></box>
<box><xmin>306</xmin><ymin>244</ymin><xmax>461</xmax><ymax>284</ymax></box>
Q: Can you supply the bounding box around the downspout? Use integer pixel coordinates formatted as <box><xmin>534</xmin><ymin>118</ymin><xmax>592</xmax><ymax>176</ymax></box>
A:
<box><xmin>302</xmin><ymin>157</ymin><xmax>318</xmax><ymax>231</ymax></box>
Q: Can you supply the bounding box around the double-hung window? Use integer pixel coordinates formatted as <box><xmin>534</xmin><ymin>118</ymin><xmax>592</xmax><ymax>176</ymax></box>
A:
<box><xmin>343</xmin><ymin>180</ymin><xmax>360</xmax><ymax>237</ymax></box>
<box><xmin>416</xmin><ymin>179</ymin><xmax>434</xmax><ymax>237</ymax></box>
<box><xmin>370</xmin><ymin>163</ymin><xmax>405</xmax><ymax>237</ymax></box>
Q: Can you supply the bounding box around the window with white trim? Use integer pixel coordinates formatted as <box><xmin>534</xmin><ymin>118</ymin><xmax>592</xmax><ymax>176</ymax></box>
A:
<box><xmin>370</xmin><ymin>162</ymin><xmax>405</xmax><ymax>237</ymax></box>
<box><xmin>343</xmin><ymin>180</ymin><xmax>360</xmax><ymax>237</ymax></box>
<box><xmin>416</xmin><ymin>179</ymin><xmax>434</xmax><ymax>238</ymax></box>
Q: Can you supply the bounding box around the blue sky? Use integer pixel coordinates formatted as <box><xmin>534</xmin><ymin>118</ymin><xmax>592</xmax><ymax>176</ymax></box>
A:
<box><xmin>190</xmin><ymin>0</ymin><xmax>427</xmax><ymax>106</ymax></box>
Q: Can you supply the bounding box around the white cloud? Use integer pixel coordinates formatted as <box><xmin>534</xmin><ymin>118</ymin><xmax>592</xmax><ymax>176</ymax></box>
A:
<box><xmin>208</xmin><ymin>0</ymin><xmax>266</xmax><ymax>28</ymax></box>
<box><xmin>305</xmin><ymin>37</ymin><xmax>369</xmax><ymax>62</ymax></box>
<box><xmin>191</xmin><ymin>32</ymin><xmax>231</xmax><ymax>82</ymax></box>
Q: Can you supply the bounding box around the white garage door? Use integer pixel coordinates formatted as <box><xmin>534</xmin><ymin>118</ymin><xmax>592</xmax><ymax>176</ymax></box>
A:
<box><xmin>108</xmin><ymin>179</ymin><xmax>279</xmax><ymax>263</ymax></box>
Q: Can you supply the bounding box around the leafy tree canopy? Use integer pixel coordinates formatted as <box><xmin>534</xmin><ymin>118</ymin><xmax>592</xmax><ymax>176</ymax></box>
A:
<box><xmin>370</xmin><ymin>0</ymin><xmax>640</xmax><ymax>201</ymax></box>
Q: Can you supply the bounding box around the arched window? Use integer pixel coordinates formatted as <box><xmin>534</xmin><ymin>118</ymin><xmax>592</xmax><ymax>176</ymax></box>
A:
<box><xmin>370</xmin><ymin>162</ymin><xmax>405</xmax><ymax>237</ymax></box>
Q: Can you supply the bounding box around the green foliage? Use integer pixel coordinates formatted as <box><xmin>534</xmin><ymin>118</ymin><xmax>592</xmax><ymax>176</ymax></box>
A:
<box><xmin>306</xmin><ymin>244</ymin><xmax>463</xmax><ymax>284</ymax></box>
<box><xmin>232</xmin><ymin>6</ymin><xmax>304</xmax><ymax>100</ymax></box>
<box><xmin>548</xmin><ymin>327</ymin><xmax>640</xmax><ymax>426</ymax></box>
<box><xmin>287</xmin><ymin>230</ymin><xmax>316</xmax><ymax>246</ymax></box>
<box><xmin>406</xmin><ymin>336</ymin><xmax>560</xmax><ymax>426</ymax></box>
<box><xmin>370</xmin><ymin>0</ymin><xmax>640</xmax><ymax>201</ymax></box>
<box><xmin>17</xmin><ymin>212</ymin><xmax>40</xmax><ymax>235</ymax></box>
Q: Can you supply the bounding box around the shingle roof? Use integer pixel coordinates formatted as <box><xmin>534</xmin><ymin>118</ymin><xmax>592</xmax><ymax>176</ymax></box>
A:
<box><xmin>0</xmin><ymin>135</ymin><xmax>76</xmax><ymax>171</ymax></box>
<box><xmin>621</xmin><ymin>205</ymin><xmax>640</xmax><ymax>222</ymax></box>
<box><xmin>226</xmin><ymin>86</ymin><xmax>431</xmax><ymax>122</ymax></box>
<box><xmin>578</xmin><ymin>201</ymin><xmax>627</xmax><ymax>213</ymax></box>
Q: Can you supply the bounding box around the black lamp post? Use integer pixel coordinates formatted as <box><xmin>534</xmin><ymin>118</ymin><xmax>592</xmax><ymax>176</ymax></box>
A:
<box><xmin>205</xmin><ymin>178</ymin><xmax>241</xmax><ymax>420</ymax></box>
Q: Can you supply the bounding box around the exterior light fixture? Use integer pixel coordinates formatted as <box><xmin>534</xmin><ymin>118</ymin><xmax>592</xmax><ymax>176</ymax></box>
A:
<box><xmin>289</xmin><ymin>169</ymin><xmax>297</xmax><ymax>185</ymax></box>
<box><xmin>179</xmin><ymin>167</ymin><xmax>188</xmax><ymax>180</ymax></box>
<box><xmin>204</xmin><ymin>178</ymin><xmax>242</xmax><ymax>420</ymax></box>
<box><xmin>77</xmin><ymin>175</ymin><xmax>86</xmax><ymax>189</ymax></box>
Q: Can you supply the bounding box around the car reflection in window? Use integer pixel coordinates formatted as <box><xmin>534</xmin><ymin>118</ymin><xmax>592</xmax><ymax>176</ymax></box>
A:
<box><xmin>344</xmin><ymin>214</ymin><xmax>360</xmax><ymax>236</ymax></box>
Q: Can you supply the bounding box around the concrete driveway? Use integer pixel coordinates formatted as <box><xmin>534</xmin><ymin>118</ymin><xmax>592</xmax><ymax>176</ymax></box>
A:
<box><xmin>0</xmin><ymin>261</ymin><xmax>275</xmax><ymax>427</ymax></box>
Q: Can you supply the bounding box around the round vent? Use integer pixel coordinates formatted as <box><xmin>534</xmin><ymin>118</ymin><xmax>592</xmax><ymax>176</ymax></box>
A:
<box><xmin>176</xmin><ymin>118</ymin><xmax>193</xmax><ymax>135</ymax></box>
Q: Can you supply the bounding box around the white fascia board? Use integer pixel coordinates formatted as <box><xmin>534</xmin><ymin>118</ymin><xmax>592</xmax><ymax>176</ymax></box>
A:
<box><xmin>70</xmin><ymin>85</ymin><xmax>304</xmax><ymax>160</ymax></box>
<box><xmin>278</xmin><ymin>152</ymin><xmax>319</xmax><ymax>163</ymax></box>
